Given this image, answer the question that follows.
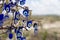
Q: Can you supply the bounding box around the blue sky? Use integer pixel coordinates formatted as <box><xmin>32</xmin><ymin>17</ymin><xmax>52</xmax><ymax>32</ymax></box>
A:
<box><xmin>23</xmin><ymin>0</ymin><xmax>60</xmax><ymax>15</ymax></box>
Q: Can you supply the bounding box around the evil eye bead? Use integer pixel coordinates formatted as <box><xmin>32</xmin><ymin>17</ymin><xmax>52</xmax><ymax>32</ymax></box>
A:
<box><xmin>20</xmin><ymin>0</ymin><xmax>26</xmax><ymax>5</ymax></box>
<box><xmin>4</xmin><ymin>3</ymin><xmax>10</xmax><ymax>13</ymax></box>
<box><xmin>23</xmin><ymin>9</ymin><xmax>29</xmax><ymax>17</ymax></box>
<box><xmin>27</xmin><ymin>20</ymin><xmax>32</xmax><ymax>28</ymax></box>
<box><xmin>9</xmin><ymin>33</ymin><xmax>13</xmax><ymax>39</ymax></box>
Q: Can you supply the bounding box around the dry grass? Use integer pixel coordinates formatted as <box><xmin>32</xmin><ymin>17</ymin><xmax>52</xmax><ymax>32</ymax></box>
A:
<box><xmin>0</xmin><ymin>15</ymin><xmax>60</xmax><ymax>40</ymax></box>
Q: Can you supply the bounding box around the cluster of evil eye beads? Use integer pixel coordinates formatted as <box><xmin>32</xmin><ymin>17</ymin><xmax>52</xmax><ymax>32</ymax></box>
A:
<box><xmin>0</xmin><ymin>0</ymin><xmax>38</xmax><ymax>40</ymax></box>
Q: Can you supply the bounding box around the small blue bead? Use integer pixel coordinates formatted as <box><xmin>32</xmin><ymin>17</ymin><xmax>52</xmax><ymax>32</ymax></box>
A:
<box><xmin>4</xmin><ymin>3</ymin><xmax>10</xmax><ymax>13</ymax></box>
<box><xmin>15</xmin><ymin>11</ymin><xmax>20</xmax><ymax>20</ymax></box>
<box><xmin>21</xmin><ymin>37</ymin><xmax>26</xmax><ymax>40</ymax></box>
<box><xmin>20</xmin><ymin>1</ymin><xmax>25</xmax><ymax>5</ymax></box>
<box><xmin>9</xmin><ymin>33</ymin><xmax>13</xmax><ymax>39</ymax></box>
<box><xmin>23</xmin><ymin>9</ymin><xmax>29</xmax><ymax>17</ymax></box>
<box><xmin>0</xmin><ymin>14</ymin><xmax>4</xmax><ymax>21</ymax></box>
<box><xmin>27</xmin><ymin>20</ymin><xmax>32</xmax><ymax>28</ymax></box>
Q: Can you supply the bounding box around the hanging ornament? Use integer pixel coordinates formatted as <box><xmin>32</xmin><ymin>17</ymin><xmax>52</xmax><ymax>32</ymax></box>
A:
<box><xmin>15</xmin><ymin>11</ymin><xmax>20</xmax><ymax>20</ymax></box>
<box><xmin>9</xmin><ymin>32</ymin><xmax>13</xmax><ymax>39</ymax></box>
<box><xmin>4</xmin><ymin>3</ymin><xmax>10</xmax><ymax>13</ymax></box>
<box><xmin>20</xmin><ymin>0</ymin><xmax>26</xmax><ymax>5</ymax></box>
<box><xmin>23</xmin><ymin>9</ymin><xmax>29</xmax><ymax>17</ymax></box>
<box><xmin>16</xmin><ymin>29</ymin><xmax>22</xmax><ymax>39</ymax></box>
<box><xmin>27</xmin><ymin>20</ymin><xmax>32</xmax><ymax>28</ymax></box>
<box><xmin>14</xmin><ymin>11</ymin><xmax>20</xmax><ymax>24</ymax></box>
<box><xmin>0</xmin><ymin>14</ymin><xmax>4</xmax><ymax>27</ymax></box>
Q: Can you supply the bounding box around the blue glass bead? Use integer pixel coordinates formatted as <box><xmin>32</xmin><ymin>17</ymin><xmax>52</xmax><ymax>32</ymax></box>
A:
<box><xmin>27</xmin><ymin>20</ymin><xmax>32</xmax><ymax>28</ymax></box>
<box><xmin>9</xmin><ymin>33</ymin><xmax>13</xmax><ymax>39</ymax></box>
<box><xmin>23</xmin><ymin>9</ymin><xmax>29</xmax><ymax>17</ymax></box>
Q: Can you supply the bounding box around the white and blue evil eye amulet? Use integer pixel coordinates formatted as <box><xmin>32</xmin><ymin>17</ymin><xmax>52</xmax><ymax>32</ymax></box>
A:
<box><xmin>4</xmin><ymin>3</ymin><xmax>10</xmax><ymax>13</ymax></box>
<box><xmin>23</xmin><ymin>9</ymin><xmax>29</xmax><ymax>17</ymax></box>
<box><xmin>20</xmin><ymin>0</ymin><xmax>26</xmax><ymax>5</ymax></box>
<box><xmin>27</xmin><ymin>20</ymin><xmax>32</xmax><ymax>28</ymax></box>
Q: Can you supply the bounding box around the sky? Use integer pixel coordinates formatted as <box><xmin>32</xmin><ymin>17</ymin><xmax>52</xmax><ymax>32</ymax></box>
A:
<box><xmin>2</xmin><ymin>0</ymin><xmax>60</xmax><ymax>15</ymax></box>
<box><xmin>24</xmin><ymin>0</ymin><xmax>60</xmax><ymax>15</ymax></box>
